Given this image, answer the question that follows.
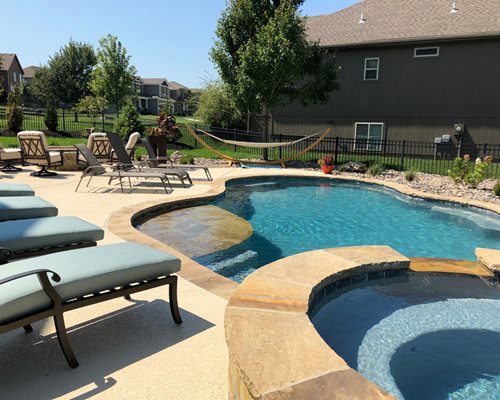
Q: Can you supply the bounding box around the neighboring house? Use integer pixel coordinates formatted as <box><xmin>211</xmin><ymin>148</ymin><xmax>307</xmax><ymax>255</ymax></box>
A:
<box><xmin>137</xmin><ymin>78</ymin><xmax>170</xmax><ymax>115</ymax></box>
<box><xmin>168</xmin><ymin>81</ymin><xmax>191</xmax><ymax>115</ymax></box>
<box><xmin>0</xmin><ymin>53</ymin><xmax>24</xmax><ymax>100</ymax></box>
<box><xmin>272</xmin><ymin>0</ymin><xmax>500</xmax><ymax>145</ymax></box>
<box><xmin>22</xmin><ymin>65</ymin><xmax>41</xmax><ymax>85</ymax></box>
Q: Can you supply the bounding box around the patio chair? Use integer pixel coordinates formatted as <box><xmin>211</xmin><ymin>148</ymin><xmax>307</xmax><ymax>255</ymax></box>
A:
<box><xmin>86</xmin><ymin>132</ymin><xmax>113</xmax><ymax>163</ymax></box>
<box><xmin>0</xmin><ymin>196</ymin><xmax>58</xmax><ymax>222</ymax></box>
<box><xmin>0</xmin><ymin>216</ymin><xmax>104</xmax><ymax>264</ymax></box>
<box><xmin>74</xmin><ymin>144</ymin><xmax>172</xmax><ymax>194</ymax></box>
<box><xmin>0</xmin><ymin>183</ymin><xmax>35</xmax><ymax>196</ymax></box>
<box><xmin>17</xmin><ymin>131</ymin><xmax>63</xmax><ymax>176</ymax></box>
<box><xmin>106</xmin><ymin>133</ymin><xmax>193</xmax><ymax>187</ymax></box>
<box><xmin>0</xmin><ymin>143</ymin><xmax>23</xmax><ymax>172</ymax></box>
<box><xmin>0</xmin><ymin>241</ymin><xmax>182</xmax><ymax>368</ymax></box>
<box><xmin>140</xmin><ymin>137</ymin><xmax>213</xmax><ymax>181</ymax></box>
<box><xmin>110</xmin><ymin>131</ymin><xmax>141</xmax><ymax>162</ymax></box>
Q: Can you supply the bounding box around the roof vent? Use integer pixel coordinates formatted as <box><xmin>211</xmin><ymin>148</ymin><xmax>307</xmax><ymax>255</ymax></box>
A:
<box><xmin>450</xmin><ymin>2</ymin><xmax>459</xmax><ymax>13</ymax></box>
<box><xmin>359</xmin><ymin>13</ymin><xmax>366</xmax><ymax>23</ymax></box>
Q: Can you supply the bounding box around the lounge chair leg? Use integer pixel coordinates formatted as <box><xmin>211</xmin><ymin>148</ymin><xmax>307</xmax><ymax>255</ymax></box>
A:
<box><xmin>86</xmin><ymin>175</ymin><xmax>93</xmax><ymax>188</ymax></box>
<box><xmin>23</xmin><ymin>324</ymin><xmax>33</xmax><ymax>333</ymax></box>
<box><xmin>53</xmin><ymin>313</ymin><xmax>79</xmax><ymax>368</ymax></box>
<box><xmin>124</xmin><ymin>294</ymin><xmax>131</xmax><ymax>300</ymax></box>
<box><xmin>128</xmin><ymin>177</ymin><xmax>132</xmax><ymax>188</ymax></box>
<box><xmin>119</xmin><ymin>178</ymin><xmax>124</xmax><ymax>193</ymax></box>
<box><xmin>169</xmin><ymin>277</ymin><xmax>182</xmax><ymax>325</ymax></box>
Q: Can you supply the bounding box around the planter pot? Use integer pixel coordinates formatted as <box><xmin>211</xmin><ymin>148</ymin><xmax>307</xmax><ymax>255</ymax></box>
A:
<box><xmin>321</xmin><ymin>165</ymin><xmax>335</xmax><ymax>174</ymax></box>
<box><xmin>148</xmin><ymin>135</ymin><xmax>168</xmax><ymax>158</ymax></box>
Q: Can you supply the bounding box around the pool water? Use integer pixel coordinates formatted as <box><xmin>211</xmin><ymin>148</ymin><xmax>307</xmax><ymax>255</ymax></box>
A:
<box><xmin>194</xmin><ymin>178</ymin><xmax>500</xmax><ymax>282</ymax></box>
<box><xmin>311</xmin><ymin>273</ymin><xmax>500</xmax><ymax>400</ymax></box>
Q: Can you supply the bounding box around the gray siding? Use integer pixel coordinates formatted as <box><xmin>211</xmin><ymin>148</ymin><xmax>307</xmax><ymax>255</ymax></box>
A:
<box><xmin>271</xmin><ymin>38</ymin><xmax>500</xmax><ymax>144</ymax></box>
<box><xmin>143</xmin><ymin>84</ymin><xmax>160</xmax><ymax>97</ymax></box>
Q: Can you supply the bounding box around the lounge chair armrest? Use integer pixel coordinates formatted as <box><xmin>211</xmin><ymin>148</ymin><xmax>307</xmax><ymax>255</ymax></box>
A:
<box><xmin>0</xmin><ymin>268</ymin><xmax>60</xmax><ymax>286</ymax></box>
<box><xmin>113</xmin><ymin>163</ymin><xmax>134</xmax><ymax>171</ymax></box>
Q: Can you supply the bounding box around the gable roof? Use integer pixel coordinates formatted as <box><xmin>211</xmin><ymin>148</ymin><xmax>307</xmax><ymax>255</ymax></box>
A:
<box><xmin>306</xmin><ymin>0</ymin><xmax>500</xmax><ymax>48</ymax></box>
<box><xmin>141</xmin><ymin>78</ymin><xmax>168</xmax><ymax>86</ymax></box>
<box><xmin>23</xmin><ymin>66</ymin><xmax>41</xmax><ymax>78</ymax></box>
<box><xmin>0</xmin><ymin>53</ymin><xmax>22</xmax><ymax>71</ymax></box>
<box><xmin>168</xmin><ymin>81</ymin><xmax>189</xmax><ymax>91</ymax></box>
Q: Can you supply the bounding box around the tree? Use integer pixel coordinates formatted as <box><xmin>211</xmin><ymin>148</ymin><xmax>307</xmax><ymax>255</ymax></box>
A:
<box><xmin>30</xmin><ymin>40</ymin><xmax>96</xmax><ymax>109</ymax></box>
<box><xmin>90</xmin><ymin>34</ymin><xmax>137</xmax><ymax>115</ymax></box>
<box><xmin>160</xmin><ymin>98</ymin><xmax>174</xmax><ymax>115</ymax></box>
<box><xmin>211</xmin><ymin>0</ymin><xmax>339</xmax><ymax>154</ymax></box>
<box><xmin>44</xmin><ymin>103</ymin><xmax>58</xmax><ymax>131</ymax></box>
<box><xmin>0</xmin><ymin>57</ymin><xmax>4</xmax><ymax>99</ymax></box>
<box><xmin>113</xmin><ymin>97</ymin><xmax>144</xmax><ymax>139</ymax></box>
<box><xmin>74</xmin><ymin>95</ymin><xmax>107</xmax><ymax>127</ymax></box>
<box><xmin>194</xmin><ymin>80</ymin><xmax>243</xmax><ymax>128</ymax></box>
<box><xmin>6</xmin><ymin>85</ymin><xmax>23</xmax><ymax>131</ymax></box>
<box><xmin>186</xmin><ymin>91</ymin><xmax>201</xmax><ymax>115</ymax></box>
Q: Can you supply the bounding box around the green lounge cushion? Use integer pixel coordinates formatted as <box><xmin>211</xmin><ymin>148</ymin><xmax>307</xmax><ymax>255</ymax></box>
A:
<box><xmin>0</xmin><ymin>242</ymin><xmax>181</xmax><ymax>325</ymax></box>
<box><xmin>0</xmin><ymin>216</ymin><xmax>104</xmax><ymax>253</ymax></box>
<box><xmin>0</xmin><ymin>196</ymin><xmax>58</xmax><ymax>221</ymax></box>
<box><xmin>0</xmin><ymin>184</ymin><xmax>35</xmax><ymax>197</ymax></box>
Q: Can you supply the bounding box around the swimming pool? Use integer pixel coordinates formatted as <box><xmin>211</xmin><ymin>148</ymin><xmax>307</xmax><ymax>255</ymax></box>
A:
<box><xmin>191</xmin><ymin>178</ymin><xmax>500</xmax><ymax>282</ymax></box>
<box><xmin>311</xmin><ymin>272</ymin><xmax>500</xmax><ymax>400</ymax></box>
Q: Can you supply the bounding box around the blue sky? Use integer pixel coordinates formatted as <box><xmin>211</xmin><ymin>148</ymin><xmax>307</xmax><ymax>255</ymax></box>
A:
<box><xmin>1</xmin><ymin>0</ymin><xmax>357</xmax><ymax>88</ymax></box>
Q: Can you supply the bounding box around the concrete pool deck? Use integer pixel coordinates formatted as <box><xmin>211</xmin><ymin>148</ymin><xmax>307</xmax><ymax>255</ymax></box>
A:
<box><xmin>0</xmin><ymin>165</ymin><xmax>498</xmax><ymax>399</ymax></box>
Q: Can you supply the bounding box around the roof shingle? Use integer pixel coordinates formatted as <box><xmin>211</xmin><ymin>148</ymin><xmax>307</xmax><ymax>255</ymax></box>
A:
<box><xmin>306</xmin><ymin>0</ymin><xmax>500</xmax><ymax>47</ymax></box>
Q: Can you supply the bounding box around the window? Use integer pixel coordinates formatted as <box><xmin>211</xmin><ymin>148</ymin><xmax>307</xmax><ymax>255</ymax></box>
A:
<box><xmin>364</xmin><ymin>58</ymin><xmax>379</xmax><ymax>80</ymax></box>
<box><xmin>355</xmin><ymin>122</ymin><xmax>384</xmax><ymax>151</ymax></box>
<box><xmin>13</xmin><ymin>72</ymin><xmax>17</xmax><ymax>82</ymax></box>
<box><xmin>414</xmin><ymin>47</ymin><xmax>439</xmax><ymax>58</ymax></box>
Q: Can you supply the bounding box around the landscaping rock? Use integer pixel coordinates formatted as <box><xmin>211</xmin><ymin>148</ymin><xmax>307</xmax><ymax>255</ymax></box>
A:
<box><xmin>341</xmin><ymin>161</ymin><xmax>368</xmax><ymax>173</ymax></box>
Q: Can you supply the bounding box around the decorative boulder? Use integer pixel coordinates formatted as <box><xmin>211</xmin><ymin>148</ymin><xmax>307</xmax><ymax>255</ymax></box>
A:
<box><xmin>341</xmin><ymin>161</ymin><xmax>368</xmax><ymax>173</ymax></box>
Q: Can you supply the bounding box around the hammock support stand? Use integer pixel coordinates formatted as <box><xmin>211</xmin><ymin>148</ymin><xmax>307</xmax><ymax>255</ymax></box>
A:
<box><xmin>185</xmin><ymin>125</ymin><xmax>331</xmax><ymax>168</ymax></box>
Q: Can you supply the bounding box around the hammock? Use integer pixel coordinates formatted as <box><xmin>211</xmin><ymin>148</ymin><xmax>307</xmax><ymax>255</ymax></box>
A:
<box><xmin>185</xmin><ymin>125</ymin><xmax>331</xmax><ymax>168</ymax></box>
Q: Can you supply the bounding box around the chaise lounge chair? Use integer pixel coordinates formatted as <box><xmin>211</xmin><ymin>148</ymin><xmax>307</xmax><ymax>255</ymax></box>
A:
<box><xmin>0</xmin><ymin>216</ymin><xmax>104</xmax><ymax>264</ymax></box>
<box><xmin>0</xmin><ymin>242</ymin><xmax>182</xmax><ymax>368</ymax></box>
<box><xmin>106</xmin><ymin>133</ymin><xmax>193</xmax><ymax>187</ymax></box>
<box><xmin>0</xmin><ymin>143</ymin><xmax>23</xmax><ymax>172</ymax></box>
<box><xmin>0</xmin><ymin>196</ymin><xmax>58</xmax><ymax>222</ymax></box>
<box><xmin>75</xmin><ymin>144</ymin><xmax>172</xmax><ymax>194</ymax></box>
<box><xmin>17</xmin><ymin>131</ymin><xmax>64</xmax><ymax>176</ymax></box>
<box><xmin>139</xmin><ymin>137</ymin><xmax>213</xmax><ymax>181</ymax></box>
<box><xmin>0</xmin><ymin>183</ymin><xmax>35</xmax><ymax>197</ymax></box>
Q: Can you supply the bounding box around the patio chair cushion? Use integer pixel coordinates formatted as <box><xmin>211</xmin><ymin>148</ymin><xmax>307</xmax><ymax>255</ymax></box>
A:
<box><xmin>0</xmin><ymin>216</ymin><xmax>104</xmax><ymax>252</ymax></box>
<box><xmin>0</xmin><ymin>184</ymin><xmax>35</xmax><ymax>197</ymax></box>
<box><xmin>0</xmin><ymin>242</ymin><xmax>181</xmax><ymax>324</ymax></box>
<box><xmin>0</xmin><ymin>196</ymin><xmax>58</xmax><ymax>221</ymax></box>
<box><xmin>0</xmin><ymin>148</ymin><xmax>22</xmax><ymax>161</ymax></box>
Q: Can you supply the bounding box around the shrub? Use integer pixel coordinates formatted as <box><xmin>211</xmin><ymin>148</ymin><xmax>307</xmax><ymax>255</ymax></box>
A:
<box><xmin>368</xmin><ymin>162</ymin><xmax>384</xmax><ymax>176</ymax></box>
<box><xmin>6</xmin><ymin>85</ymin><xmax>23</xmax><ymax>131</ymax></box>
<box><xmin>318</xmin><ymin>155</ymin><xmax>334</xmax><ymax>166</ymax></box>
<box><xmin>493</xmin><ymin>181</ymin><xmax>500</xmax><ymax>197</ymax></box>
<box><xmin>113</xmin><ymin>97</ymin><xmax>144</xmax><ymax>139</ymax></box>
<box><xmin>448</xmin><ymin>155</ymin><xmax>492</xmax><ymax>188</ymax></box>
<box><xmin>44</xmin><ymin>104</ymin><xmax>58</xmax><ymax>131</ymax></box>
<box><xmin>404</xmin><ymin>168</ymin><xmax>418</xmax><ymax>182</ymax></box>
<box><xmin>178</xmin><ymin>155</ymin><xmax>194</xmax><ymax>165</ymax></box>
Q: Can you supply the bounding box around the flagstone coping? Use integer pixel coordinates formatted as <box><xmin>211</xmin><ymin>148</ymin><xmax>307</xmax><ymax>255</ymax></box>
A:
<box><xmin>476</xmin><ymin>248</ymin><xmax>500</xmax><ymax>272</ymax></box>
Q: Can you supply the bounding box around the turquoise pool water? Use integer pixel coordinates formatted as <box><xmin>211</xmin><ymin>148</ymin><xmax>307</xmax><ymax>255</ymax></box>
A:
<box><xmin>311</xmin><ymin>273</ymin><xmax>500</xmax><ymax>400</ymax></box>
<box><xmin>194</xmin><ymin>178</ymin><xmax>500</xmax><ymax>282</ymax></box>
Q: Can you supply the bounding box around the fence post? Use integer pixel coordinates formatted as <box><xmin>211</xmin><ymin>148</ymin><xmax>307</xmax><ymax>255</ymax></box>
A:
<box><xmin>334</xmin><ymin>136</ymin><xmax>339</xmax><ymax>165</ymax></box>
<box><xmin>483</xmin><ymin>143</ymin><xmax>488</xmax><ymax>158</ymax></box>
<box><xmin>62</xmin><ymin>108</ymin><xmax>65</xmax><ymax>131</ymax></box>
<box><xmin>233</xmin><ymin>128</ymin><xmax>237</xmax><ymax>152</ymax></box>
<box><xmin>400</xmin><ymin>140</ymin><xmax>406</xmax><ymax>171</ymax></box>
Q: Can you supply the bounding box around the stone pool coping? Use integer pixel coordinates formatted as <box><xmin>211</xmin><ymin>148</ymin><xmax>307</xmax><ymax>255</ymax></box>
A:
<box><xmin>107</xmin><ymin>169</ymin><xmax>500</xmax><ymax>300</ymax></box>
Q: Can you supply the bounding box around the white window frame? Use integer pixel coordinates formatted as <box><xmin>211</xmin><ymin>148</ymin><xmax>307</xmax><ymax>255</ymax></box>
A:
<box><xmin>363</xmin><ymin>57</ymin><xmax>379</xmax><ymax>81</ymax></box>
<box><xmin>13</xmin><ymin>71</ymin><xmax>17</xmax><ymax>82</ymax></box>
<box><xmin>414</xmin><ymin>46</ymin><xmax>440</xmax><ymax>58</ymax></box>
<box><xmin>354</xmin><ymin>122</ymin><xmax>385</xmax><ymax>151</ymax></box>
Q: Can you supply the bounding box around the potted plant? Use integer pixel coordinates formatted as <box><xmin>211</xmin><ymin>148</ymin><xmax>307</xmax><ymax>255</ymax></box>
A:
<box><xmin>147</xmin><ymin>112</ymin><xmax>182</xmax><ymax>157</ymax></box>
<box><xmin>318</xmin><ymin>155</ymin><xmax>335</xmax><ymax>174</ymax></box>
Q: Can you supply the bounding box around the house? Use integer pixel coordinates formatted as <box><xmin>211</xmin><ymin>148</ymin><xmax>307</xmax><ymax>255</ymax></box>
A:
<box><xmin>22</xmin><ymin>66</ymin><xmax>41</xmax><ymax>85</ymax></box>
<box><xmin>271</xmin><ymin>0</ymin><xmax>500</xmax><ymax>145</ymax></box>
<box><xmin>136</xmin><ymin>78</ymin><xmax>170</xmax><ymax>115</ymax></box>
<box><xmin>168</xmin><ymin>81</ymin><xmax>191</xmax><ymax>115</ymax></box>
<box><xmin>0</xmin><ymin>53</ymin><xmax>24</xmax><ymax>100</ymax></box>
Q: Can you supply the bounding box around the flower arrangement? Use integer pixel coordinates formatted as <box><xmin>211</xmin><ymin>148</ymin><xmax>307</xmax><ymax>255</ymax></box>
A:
<box><xmin>148</xmin><ymin>112</ymin><xmax>182</xmax><ymax>142</ymax></box>
<box><xmin>448</xmin><ymin>154</ymin><xmax>492</xmax><ymax>188</ymax></box>
<box><xmin>318</xmin><ymin>155</ymin><xmax>334</xmax><ymax>167</ymax></box>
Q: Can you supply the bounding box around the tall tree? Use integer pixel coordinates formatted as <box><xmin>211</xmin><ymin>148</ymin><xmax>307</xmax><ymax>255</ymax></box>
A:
<box><xmin>90</xmin><ymin>34</ymin><xmax>137</xmax><ymax>115</ymax></box>
<box><xmin>30</xmin><ymin>39</ymin><xmax>96</xmax><ymax>108</ymax></box>
<box><xmin>211</xmin><ymin>0</ymin><xmax>339</xmax><ymax>148</ymax></box>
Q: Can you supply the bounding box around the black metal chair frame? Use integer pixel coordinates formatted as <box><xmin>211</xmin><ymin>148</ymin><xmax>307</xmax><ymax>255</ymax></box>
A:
<box><xmin>74</xmin><ymin>144</ymin><xmax>172</xmax><ymax>194</ymax></box>
<box><xmin>0</xmin><ymin>269</ymin><xmax>182</xmax><ymax>368</ymax></box>
<box><xmin>18</xmin><ymin>135</ymin><xmax>63</xmax><ymax>176</ymax></box>
<box><xmin>106</xmin><ymin>133</ymin><xmax>193</xmax><ymax>187</ymax></box>
<box><xmin>140</xmin><ymin>137</ymin><xmax>213</xmax><ymax>181</ymax></box>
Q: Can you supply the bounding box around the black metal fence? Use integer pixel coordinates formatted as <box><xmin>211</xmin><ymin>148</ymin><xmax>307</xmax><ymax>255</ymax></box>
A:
<box><xmin>180</xmin><ymin>125</ymin><xmax>500</xmax><ymax>178</ymax></box>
